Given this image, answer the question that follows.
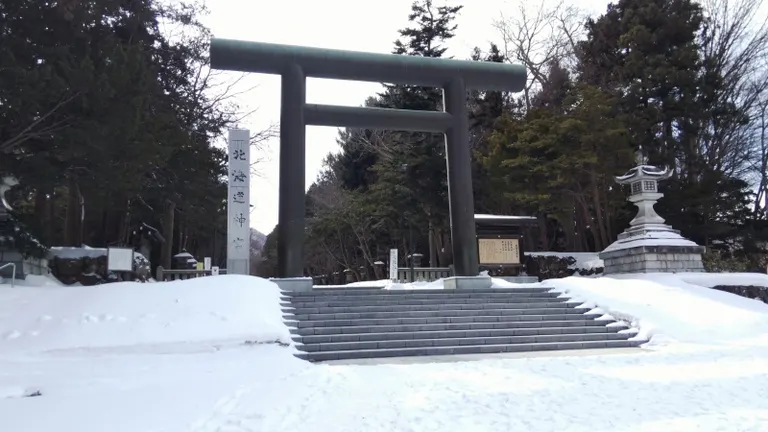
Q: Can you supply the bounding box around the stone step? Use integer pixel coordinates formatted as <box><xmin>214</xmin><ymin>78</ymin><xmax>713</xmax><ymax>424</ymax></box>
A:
<box><xmin>285</xmin><ymin>296</ymin><xmax>567</xmax><ymax>308</ymax></box>
<box><xmin>283</xmin><ymin>287</ymin><xmax>554</xmax><ymax>297</ymax></box>
<box><xmin>281</xmin><ymin>292</ymin><xmax>561</xmax><ymax>302</ymax></box>
<box><xmin>297</xmin><ymin>331</ymin><xmax>630</xmax><ymax>353</ymax></box>
<box><xmin>286</xmin><ymin>306</ymin><xmax>592</xmax><ymax>321</ymax></box>
<box><xmin>312</xmin><ymin>286</ymin><xmax>385</xmax><ymax>292</ymax></box>
<box><xmin>290</xmin><ymin>319</ymin><xmax>615</xmax><ymax>336</ymax></box>
<box><xmin>288</xmin><ymin>312</ymin><xmax>602</xmax><ymax>328</ymax></box>
<box><xmin>294</xmin><ymin>325</ymin><xmax>625</xmax><ymax>344</ymax></box>
<box><xmin>285</xmin><ymin>301</ymin><xmax>576</xmax><ymax>315</ymax></box>
<box><xmin>295</xmin><ymin>339</ymin><xmax>643</xmax><ymax>362</ymax></box>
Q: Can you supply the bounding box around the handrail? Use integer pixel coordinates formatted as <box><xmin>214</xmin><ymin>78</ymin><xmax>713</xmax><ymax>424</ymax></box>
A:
<box><xmin>0</xmin><ymin>262</ymin><xmax>16</xmax><ymax>288</ymax></box>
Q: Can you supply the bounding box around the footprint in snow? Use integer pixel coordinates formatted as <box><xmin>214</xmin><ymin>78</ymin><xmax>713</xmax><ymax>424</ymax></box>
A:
<box><xmin>81</xmin><ymin>314</ymin><xmax>98</xmax><ymax>323</ymax></box>
<box><xmin>4</xmin><ymin>330</ymin><xmax>21</xmax><ymax>340</ymax></box>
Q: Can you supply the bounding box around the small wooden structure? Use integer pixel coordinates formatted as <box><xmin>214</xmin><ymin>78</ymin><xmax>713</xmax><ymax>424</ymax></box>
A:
<box><xmin>474</xmin><ymin>214</ymin><xmax>538</xmax><ymax>276</ymax></box>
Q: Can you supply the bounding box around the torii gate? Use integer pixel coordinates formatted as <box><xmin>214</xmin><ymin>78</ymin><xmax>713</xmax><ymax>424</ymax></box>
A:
<box><xmin>210</xmin><ymin>38</ymin><xmax>526</xmax><ymax>287</ymax></box>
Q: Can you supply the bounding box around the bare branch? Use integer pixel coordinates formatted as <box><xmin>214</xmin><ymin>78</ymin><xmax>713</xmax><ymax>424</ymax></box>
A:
<box><xmin>493</xmin><ymin>0</ymin><xmax>587</xmax><ymax>109</ymax></box>
<box><xmin>0</xmin><ymin>92</ymin><xmax>81</xmax><ymax>153</ymax></box>
<box><xmin>695</xmin><ymin>0</ymin><xmax>768</xmax><ymax>178</ymax></box>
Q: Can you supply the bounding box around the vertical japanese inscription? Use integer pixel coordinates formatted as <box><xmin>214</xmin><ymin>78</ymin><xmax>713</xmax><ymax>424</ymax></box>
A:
<box><xmin>227</xmin><ymin>130</ymin><xmax>251</xmax><ymax>273</ymax></box>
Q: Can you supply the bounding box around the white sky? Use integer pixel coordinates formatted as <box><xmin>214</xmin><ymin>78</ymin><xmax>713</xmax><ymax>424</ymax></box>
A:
<box><xmin>202</xmin><ymin>0</ymin><xmax>611</xmax><ymax>233</ymax></box>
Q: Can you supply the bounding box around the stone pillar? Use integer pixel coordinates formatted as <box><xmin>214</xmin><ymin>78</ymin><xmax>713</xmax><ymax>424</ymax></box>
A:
<box><xmin>443</xmin><ymin>79</ymin><xmax>479</xmax><ymax>277</ymax></box>
<box><xmin>277</xmin><ymin>64</ymin><xmax>307</xmax><ymax>279</ymax></box>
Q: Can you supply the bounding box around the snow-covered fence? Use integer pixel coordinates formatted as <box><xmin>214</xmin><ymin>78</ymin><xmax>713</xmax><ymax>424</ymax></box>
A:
<box><xmin>155</xmin><ymin>267</ymin><xmax>227</xmax><ymax>282</ymax></box>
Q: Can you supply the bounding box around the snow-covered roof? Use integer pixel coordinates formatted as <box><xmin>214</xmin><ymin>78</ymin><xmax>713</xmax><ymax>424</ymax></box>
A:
<box><xmin>602</xmin><ymin>230</ymin><xmax>699</xmax><ymax>253</ymax></box>
<box><xmin>615</xmin><ymin>165</ymin><xmax>673</xmax><ymax>183</ymax></box>
<box><xmin>474</xmin><ymin>214</ymin><xmax>537</xmax><ymax>221</ymax></box>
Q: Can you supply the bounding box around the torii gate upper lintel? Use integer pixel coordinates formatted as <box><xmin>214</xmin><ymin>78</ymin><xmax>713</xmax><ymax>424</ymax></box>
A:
<box><xmin>209</xmin><ymin>38</ymin><xmax>526</xmax><ymax>279</ymax></box>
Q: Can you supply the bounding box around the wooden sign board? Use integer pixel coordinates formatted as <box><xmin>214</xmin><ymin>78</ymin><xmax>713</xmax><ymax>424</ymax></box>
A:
<box><xmin>107</xmin><ymin>247</ymin><xmax>134</xmax><ymax>272</ymax></box>
<box><xmin>478</xmin><ymin>238</ymin><xmax>520</xmax><ymax>265</ymax></box>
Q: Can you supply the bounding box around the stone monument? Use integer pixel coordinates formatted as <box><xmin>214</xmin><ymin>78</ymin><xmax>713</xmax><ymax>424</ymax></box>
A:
<box><xmin>599</xmin><ymin>148</ymin><xmax>706</xmax><ymax>274</ymax></box>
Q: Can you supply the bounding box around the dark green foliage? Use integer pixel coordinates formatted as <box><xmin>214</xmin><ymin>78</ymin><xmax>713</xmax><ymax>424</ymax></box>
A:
<box><xmin>0</xmin><ymin>214</ymin><xmax>48</xmax><ymax>258</ymax></box>
<box><xmin>0</xmin><ymin>0</ymin><xmax>237</xmax><ymax>264</ymax></box>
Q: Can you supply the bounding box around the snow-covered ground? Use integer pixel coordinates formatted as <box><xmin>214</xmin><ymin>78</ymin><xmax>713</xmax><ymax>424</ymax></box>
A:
<box><xmin>2</xmin><ymin>272</ymin><xmax>768</xmax><ymax>431</ymax></box>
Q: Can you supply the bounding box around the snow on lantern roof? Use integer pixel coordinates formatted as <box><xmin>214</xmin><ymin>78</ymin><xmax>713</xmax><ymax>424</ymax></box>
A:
<box><xmin>615</xmin><ymin>147</ymin><xmax>673</xmax><ymax>184</ymax></box>
<box><xmin>474</xmin><ymin>214</ymin><xmax>537</xmax><ymax>221</ymax></box>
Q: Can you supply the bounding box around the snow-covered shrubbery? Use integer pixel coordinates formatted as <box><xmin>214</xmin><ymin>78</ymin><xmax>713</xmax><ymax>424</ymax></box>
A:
<box><xmin>524</xmin><ymin>252</ymin><xmax>604</xmax><ymax>280</ymax></box>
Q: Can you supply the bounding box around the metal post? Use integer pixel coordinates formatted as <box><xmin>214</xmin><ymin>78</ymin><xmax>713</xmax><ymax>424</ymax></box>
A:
<box><xmin>277</xmin><ymin>64</ymin><xmax>307</xmax><ymax>278</ymax></box>
<box><xmin>443</xmin><ymin>78</ymin><xmax>479</xmax><ymax>276</ymax></box>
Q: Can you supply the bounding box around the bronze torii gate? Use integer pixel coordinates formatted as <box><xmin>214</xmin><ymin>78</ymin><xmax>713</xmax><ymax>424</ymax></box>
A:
<box><xmin>210</xmin><ymin>38</ymin><xmax>526</xmax><ymax>282</ymax></box>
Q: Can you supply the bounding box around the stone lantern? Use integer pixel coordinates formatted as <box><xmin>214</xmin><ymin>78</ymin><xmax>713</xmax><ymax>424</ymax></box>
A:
<box><xmin>0</xmin><ymin>176</ymin><xmax>18</xmax><ymax>221</ymax></box>
<box><xmin>599</xmin><ymin>148</ymin><xmax>706</xmax><ymax>274</ymax></box>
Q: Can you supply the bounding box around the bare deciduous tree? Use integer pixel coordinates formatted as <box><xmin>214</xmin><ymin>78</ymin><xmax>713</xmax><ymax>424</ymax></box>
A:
<box><xmin>493</xmin><ymin>0</ymin><xmax>586</xmax><ymax>109</ymax></box>
<box><xmin>695</xmin><ymin>0</ymin><xmax>768</xmax><ymax>179</ymax></box>
<box><xmin>749</xmin><ymin>71</ymin><xmax>768</xmax><ymax>218</ymax></box>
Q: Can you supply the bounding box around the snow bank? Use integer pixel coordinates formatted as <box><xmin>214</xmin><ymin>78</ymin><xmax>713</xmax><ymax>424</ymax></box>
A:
<box><xmin>328</xmin><ymin>279</ymin><xmax>446</xmax><ymax>290</ymax></box>
<box><xmin>675</xmin><ymin>272</ymin><xmax>768</xmax><ymax>288</ymax></box>
<box><xmin>385</xmin><ymin>279</ymin><xmax>445</xmax><ymax>290</ymax></box>
<box><xmin>341</xmin><ymin>279</ymin><xmax>390</xmax><ymax>288</ymax></box>
<box><xmin>0</xmin><ymin>275</ymin><xmax>291</xmax><ymax>354</ymax></box>
<box><xmin>544</xmin><ymin>274</ymin><xmax>768</xmax><ymax>346</ymax></box>
<box><xmin>49</xmin><ymin>245</ymin><xmax>111</xmax><ymax>259</ymax></box>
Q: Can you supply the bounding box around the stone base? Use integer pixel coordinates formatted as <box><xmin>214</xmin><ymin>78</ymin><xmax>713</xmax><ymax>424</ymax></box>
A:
<box><xmin>498</xmin><ymin>275</ymin><xmax>539</xmax><ymax>284</ymax></box>
<box><xmin>443</xmin><ymin>276</ymin><xmax>492</xmax><ymax>290</ymax></box>
<box><xmin>270</xmin><ymin>277</ymin><xmax>313</xmax><ymax>292</ymax></box>
<box><xmin>599</xmin><ymin>245</ymin><xmax>706</xmax><ymax>274</ymax></box>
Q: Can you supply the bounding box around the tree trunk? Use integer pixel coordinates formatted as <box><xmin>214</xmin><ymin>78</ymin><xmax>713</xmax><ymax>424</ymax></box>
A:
<box><xmin>161</xmin><ymin>200</ymin><xmax>176</xmax><ymax>269</ymax></box>
<box><xmin>560</xmin><ymin>206</ymin><xmax>577</xmax><ymax>252</ymax></box>
<box><xmin>428</xmin><ymin>221</ymin><xmax>437</xmax><ymax>267</ymax></box>
<box><xmin>118</xmin><ymin>201</ymin><xmax>132</xmax><ymax>245</ymax></box>
<box><xmin>34</xmin><ymin>188</ymin><xmax>51</xmax><ymax>243</ymax></box>
<box><xmin>177</xmin><ymin>220</ymin><xmax>184</xmax><ymax>252</ymax></box>
<box><xmin>47</xmin><ymin>190</ymin><xmax>57</xmax><ymax>244</ymax></box>
<box><xmin>64</xmin><ymin>175</ymin><xmax>82</xmax><ymax>246</ymax></box>
<box><xmin>537</xmin><ymin>213</ymin><xmax>548</xmax><ymax>251</ymax></box>
<box><xmin>438</xmin><ymin>232</ymin><xmax>453</xmax><ymax>267</ymax></box>
<box><xmin>590</xmin><ymin>174</ymin><xmax>610</xmax><ymax>251</ymax></box>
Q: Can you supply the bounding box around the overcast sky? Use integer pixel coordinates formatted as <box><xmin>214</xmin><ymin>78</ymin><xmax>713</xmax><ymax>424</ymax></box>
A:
<box><xmin>202</xmin><ymin>0</ymin><xmax>611</xmax><ymax>234</ymax></box>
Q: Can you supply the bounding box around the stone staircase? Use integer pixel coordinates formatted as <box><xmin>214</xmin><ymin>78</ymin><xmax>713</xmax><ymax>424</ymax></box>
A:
<box><xmin>283</xmin><ymin>287</ymin><xmax>643</xmax><ymax>362</ymax></box>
